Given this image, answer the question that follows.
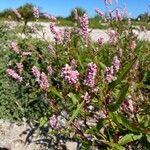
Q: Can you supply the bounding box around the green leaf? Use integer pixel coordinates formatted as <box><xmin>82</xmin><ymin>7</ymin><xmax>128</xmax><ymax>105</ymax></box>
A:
<box><xmin>67</xmin><ymin>101</ymin><xmax>84</xmax><ymax>126</ymax></box>
<box><xmin>146</xmin><ymin>134</ymin><xmax>150</xmax><ymax>142</ymax></box>
<box><xmin>109</xmin><ymin>112</ymin><xmax>143</xmax><ymax>133</ymax></box>
<box><xmin>109</xmin><ymin>58</ymin><xmax>136</xmax><ymax>90</ymax></box>
<box><xmin>68</xmin><ymin>92</ymin><xmax>79</xmax><ymax>104</ymax></box>
<box><xmin>119</xmin><ymin>133</ymin><xmax>142</xmax><ymax>145</ymax></box>
<box><xmin>49</xmin><ymin>87</ymin><xmax>64</xmax><ymax>99</ymax></box>
<box><xmin>108</xmin><ymin>84</ymin><xmax>129</xmax><ymax>111</ymax></box>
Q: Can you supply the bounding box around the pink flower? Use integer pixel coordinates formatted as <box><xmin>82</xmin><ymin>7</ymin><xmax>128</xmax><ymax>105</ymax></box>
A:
<box><xmin>44</xmin><ymin>13</ymin><xmax>56</xmax><ymax>21</ymax></box>
<box><xmin>16</xmin><ymin>63</ymin><xmax>23</xmax><ymax>72</ymax></box>
<box><xmin>79</xmin><ymin>14</ymin><xmax>89</xmax><ymax>43</ymax></box>
<box><xmin>130</xmin><ymin>41</ymin><xmax>136</xmax><ymax>50</ymax></box>
<box><xmin>10</xmin><ymin>41</ymin><xmax>20</xmax><ymax>54</ymax></box>
<box><xmin>70</xmin><ymin>59</ymin><xmax>77</xmax><ymax>68</ymax></box>
<box><xmin>64</xmin><ymin>28</ymin><xmax>71</xmax><ymax>43</ymax></box>
<box><xmin>48</xmin><ymin>65</ymin><xmax>53</xmax><ymax>75</ymax></box>
<box><xmin>105</xmin><ymin>56</ymin><xmax>121</xmax><ymax>83</ymax></box>
<box><xmin>32</xmin><ymin>66</ymin><xmax>40</xmax><ymax>81</ymax></box>
<box><xmin>49</xmin><ymin>115</ymin><xmax>57</xmax><ymax>128</ymax></box>
<box><xmin>105</xmin><ymin>0</ymin><xmax>112</xmax><ymax>5</ymax></box>
<box><xmin>33</xmin><ymin>7</ymin><xmax>39</xmax><ymax>19</ymax></box>
<box><xmin>39</xmin><ymin>72</ymin><xmax>49</xmax><ymax>91</ymax></box>
<box><xmin>61</xmin><ymin>64</ymin><xmax>79</xmax><ymax>84</ymax></box>
<box><xmin>6</xmin><ymin>69</ymin><xmax>22</xmax><ymax>82</ymax></box>
<box><xmin>48</xmin><ymin>44</ymin><xmax>55</xmax><ymax>55</ymax></box>
<box><xmin>105</xmin><ymin>66</ymin><xmax>117</xmax><ymax>83</ymax></box>
<box><xmin>81</xmin><ymin>92</ymin><xmax>91</xmax><ymax>103</ymax></box>
<box><xmin>98</xmin><ymin>37</ymin><xmax>104</xmax><ymax>45</ymax></box>
<box><xmin>95</xmin><ymin>8</ymin><xmax>104</xmax><ymax>17</ymax></box>
<box><xmin>84</xmin><ymin>62</ymin><xmax>97</xmax><ymax>87</ymax></box>
<box><xmin>13</xmin><ymin>9</ymin><xmax>21</xmax><ymax>19</ymax></box>
<box><xmin>112</xmin><ymin>56</ymin><xmax>121</xmax><ymax>72</ymax></box>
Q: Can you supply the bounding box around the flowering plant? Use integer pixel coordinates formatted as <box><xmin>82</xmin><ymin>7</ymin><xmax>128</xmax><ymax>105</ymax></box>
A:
<box><xmin>4</xmin><ymin>0</ymin><xmax>150</xmax><ymax>149</ymax></box>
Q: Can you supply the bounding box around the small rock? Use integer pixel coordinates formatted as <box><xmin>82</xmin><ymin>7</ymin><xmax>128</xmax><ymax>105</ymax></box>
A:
<box><xmin>66</xmin><ymin>141</ymin><xmax>78</xmax><ymax>150</ymax></box>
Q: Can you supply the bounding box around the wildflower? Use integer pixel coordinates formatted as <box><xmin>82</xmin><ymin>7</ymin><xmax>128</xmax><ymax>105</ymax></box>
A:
<box><xmin>13</xmin><ymin>9</ymin><xmax>21</xmax><ymax>19</ymax></box>
<box><xmin>31</xmin><ymin>24</ymin><xmax>36</xmax><ymax>33</ymax></box>
<box><xmin>50</xmin><ymin>23</ymin><xmax>57</xmax><ymax>34</ymax></box>
<box><xmin>130</xmin><ymin>41</ymin><xmax>136</xmax><ymax>50</ymax></box>
<box><xmin>61</xmin><ymin>64</ymin><xmax>79</xmax><ymax>84</ymax></box>
<box><xmin>105</xmin><ymin>0</ymin><xmax>112</xmax><ymax>5</ymax></box>
<box><xmin>32</xmin><ymin>66</ymin><xmax>40</xmax><ymax>81</ymax></box>
<box><xmin>112</xmin><ymin>56</ymin><xmax>120</xmax><ymax>72</ymax></box>
<box><xmin>48</xmin><ymin>65</ymin><xmax>53</xmax><ymax>75</ymax></box>
<box><xmin>105</xmin><ymin>66</ymin><xmax>117</xmax><ymax>83</ymax></box>
<box><xmin>64</xmin><ymin>28</ymin><xmax>71</xmax><ymax>43</ymax></box>
<box><xmin>10</xmin><ymin>41</ymin><xmax>20</xmax><ymax>54</ymax></box>
<box><xmin>48</xmin><ymin>44</ymin><xmax>55</xmax><ymax>55</ymax></box>
<box><xmin>16</xmin><ymin>63</ymin><xmax>23</xmax><ymax>73</ymax></box>
<box><xmin>81</xmin><ymin>92</ymin><xmax>91</xmax><ymax>103</ymax></box>
<box><xmin>95</xmin><ymin>8</ymin><xmax>104</xmax><ymax>17</ymax></box>
<box><xmin>44</xmin><ymin>13</ymin><xmax>56</xmax><ymax>21</ymax></box>
<box><xmin>33</xmin><ymin>7</ymin><xmax>39</xmax><ymax>19</ymax></box>
<box><xmin>79</xmin><ymin>14</ymin><xmax>89</xmax><ymax>43</ymax></box>
<box><xmin>49</xmin><ymin>115</ymin><xmax>57</xmax><ymax>128</ymax></box>
<box><xmin>70</xmin><ymin>59</ymin><xmax>77</xmax><ymax>68</ymax></box>
<box><xmin>39</xmin><ymin>72</ymin><xmax>49</xmax><ymax>91</ymax></box>
<box><xmin>98</xmin><ymin>37</ymin><xmax>104</xmax><ymax>45</ymax></box>
<box><xmin>84</xmin><ymin>62</ymin><xmax>97</xmax><ymax>87</ymax></box>
<box><xmin>105</xmin><ymin>56</ymin><xmax>120</xmax><ymax>83</ymax></box>
<box><xmin>108</xmin><ymin>29</ymin><xmax>118</xmax><ymax>44</ymax></box>
<box><xmin>6</xmin><ymin>69</ymin><xmax>22</xmax><ymax>82</ymax></box>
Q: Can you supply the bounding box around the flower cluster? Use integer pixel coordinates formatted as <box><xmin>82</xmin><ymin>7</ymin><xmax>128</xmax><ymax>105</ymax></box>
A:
<box><xmin>48</xmin><ymin>44</ymin><xmax>56</xmax><ymax>55</ymax></box>
<box><xmin>61</xmin><ymin>64</ymin><xmax>79</xmax><ymax>84</ymax></box>
<box><xmin>64</xmin><ymin>28</ymin><xmax>71</xmax><ymax>43</ymax></box>
<box><xmin>81</xmin><ymin>92</ymin><xmax>91</xmax><ymax>103</ymax></box>
<box><xmin>105</xmin><ymin>56</ymin><xmax>121</xmax><ymax>83</ymax></box>
<box><xmin>98</xmin><ymin>37</ymin><xmax>104</xmax><ymax>45</ymax></box>
<box><xmin>32</xmin><ymin>66</ymin><xmax>49</xmax><ymax>91</ymax></box>
<box><xmin>33</xmin><ymin>7</ymin><xmax>39</xmax><ymax>19</ymax></box>
<box><xmin>6</xmin><ymin>69</ymin><xmax>22</xmax><ymax>82</ymax></box>
<box><xmin>10</xmin><ymin>41</ymin><xmax>20</xmax><ymax>54</ymax></box>
<box><xmin>95</xmin><ymin>8</ymin><xmax>104</xmax><ymax>17</ymax></box>
<box><xmin>105</xmin><ymin>0</ymin><xmax>112</xmax><ymax>5</ymax></box>
<box><xmin>50</xmin><ymin>23</ymin><xmax>63</xmax><ymax>44</ymax></box>
<box><xmin>79</xmin><ymin>14</ymin><xmax>89</xmax><ymax>42</ymax></box>
<box><xmin>13</xmin><ymin>9</ymin><xmax>21</xmax><ymax>19</ymax></box>
<box><xmin>108</xmin><ymin>29</ymin><xmax>118</xmax><ymax>44</ymax></box>
<box><xmin>47</xmin><ymin>65</ymin><xmax>53</xmax><ymax>75</ymax></box>
<box><xmin>84</xmin><ymin>62</ymin><xmax>97</xmax><ymax>87</ymax></box>
<box><xmin>130</xmin><ymin>41</ymin><xmax>136</xmax><ymax>50</ymax></box>
<box><xmin>44</xmin><ymin>13</ymin><xmax>56</xmax><ymax>21</ymax></box>
<box><xmin>16</xmin><ymin>63</ymin><xmax>23</xmax><ymax>73</ymax></box>
<box><xmin>39</xmin><ymin>72</ymin><xmax>49</xmax><ymax>91</ymax></box>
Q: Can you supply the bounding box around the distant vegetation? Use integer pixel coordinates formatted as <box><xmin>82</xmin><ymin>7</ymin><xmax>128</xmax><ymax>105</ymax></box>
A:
<box><xmin>0</xmin><ymin>3</ymin><xmax>149</xmax><ymax>30</ymax></box>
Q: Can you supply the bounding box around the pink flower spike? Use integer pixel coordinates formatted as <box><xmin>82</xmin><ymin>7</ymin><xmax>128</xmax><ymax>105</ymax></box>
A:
<box><xmin>81</xmin><ymin>92</ymin><xmax>91</xmax><ymax>103</ymax></box>
<box><xmin>130</xmin><ymin>41</ymin><xmax>136</xmax><ymax>50</ymax></box>
<box><xmin>48</xmin><ymin>65</ymin><xmax>53</xmax><ymax>75</ymax></box>
<box><xmin>10</xmin><ymin>41</ymin><xmax>20</xmax><ymax>54</ymax></box>
<box><xmin>39</xmin><ymin>72</ymin><xmax>49</xmax><ymax>91</ymax></box>
<box><xmin>49</xmin><ymin>115</ymin><xmax>57</xmax><ymax>128</ymax></box>
<box><xmin>33</xmin><ymin>6</ymin><xmax>39</xmax><ymax>19</ymax></box>
<box><xmin>95</xmin><ymin>8</ymin><xmax>104</xmax><ymax>17</ymax></box>
<box><xmin>6</xmin><ymin>69</ymin><xmax>22</xmax><ymax>82</ymax></box>
<box><xmin>13</xmin><ymin>9</ymin><xmax>21</xmax><ymax>19</ymax></box>
<box><xmin>32</xmin><ymin>66</ymin><xmax>40</xmax><ymax>81</ymax></box>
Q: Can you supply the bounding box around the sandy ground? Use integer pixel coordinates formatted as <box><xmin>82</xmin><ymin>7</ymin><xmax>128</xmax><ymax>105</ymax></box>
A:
<box><xmin>25</xmin><ymin>22</ymin><xmax>150</xmax><ymax>42</ymax></box>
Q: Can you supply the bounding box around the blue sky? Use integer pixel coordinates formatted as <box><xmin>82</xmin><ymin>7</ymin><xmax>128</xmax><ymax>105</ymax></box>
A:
<box><xmin>0</xmin><ymin>0</ymin><xmax>149</xmax><ymax>18</ymax></box>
